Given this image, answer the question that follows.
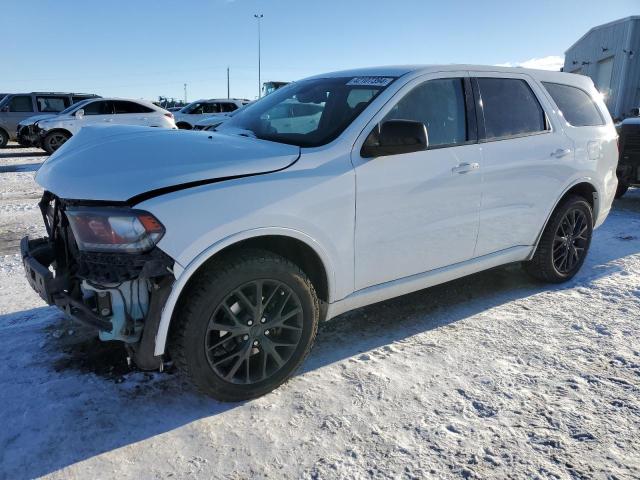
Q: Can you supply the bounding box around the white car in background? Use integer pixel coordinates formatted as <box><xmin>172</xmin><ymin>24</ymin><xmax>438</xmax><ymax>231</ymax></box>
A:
<box><xmin>192</xmin><ymin>101</ymin><xmax>255</xmax><ymax>131</ymax></box>
<box><xmin>34</xmin><ymin>98</ymin><xmax>176</xmax><ymax>153</ymax></box>
<box><xmin>174</xmin><ymin>98</ymin><xmax>249</xmax><ymax>129</ymax></box>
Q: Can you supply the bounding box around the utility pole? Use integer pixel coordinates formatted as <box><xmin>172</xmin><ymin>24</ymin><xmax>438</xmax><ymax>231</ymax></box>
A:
<box><xmin>227</xmin><ymin>67</ymin><xmax>230</xmax><ymax>99</ymax></box>
<box><xmin>183</xmin><ymin>83</ymin><xmax>187</xmax><ymax>103</ymax></box>
<box><xmin>254</xmin><ymin>14</ymin><xmax>263</xmax><ymax>98</ymax></box>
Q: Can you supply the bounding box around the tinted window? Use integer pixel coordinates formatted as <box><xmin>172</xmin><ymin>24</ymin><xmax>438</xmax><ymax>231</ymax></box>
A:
<box><xmin>9</xmin><ymin>95</ymin><xmax>33</xmax><ymax>112</ymax></box>
<box><xmin>219</xmin><ymin>102</ymin><xmax>238</xmax><ymax>113</ymax></box>
<box><xmin>384</xmin><ymin>78</ymin><xmax>467</xmax><ymax>147</ymax></box>
<box><xmin>82</xmin><ymin>101</ymin><xmax>113</xmax><ymax>115</ymax></box>
<box><xmin>112</xmin><ymin>100</ymin><xmax>154</xmax><ymax>114</ymax></box>
<box><xmin>36</xmin><ymin>96</ymin><xmax>70</xmax><ymax>113</ymax></box>
<box><xmin>477</xmin><ymin>78</ymin><xmax>546</xmax><ymax>139</ymax></box>
<box><xmin>542</xmin><ymin>82</ymin><xmax>605</xmax><ymax>127</ymax></box>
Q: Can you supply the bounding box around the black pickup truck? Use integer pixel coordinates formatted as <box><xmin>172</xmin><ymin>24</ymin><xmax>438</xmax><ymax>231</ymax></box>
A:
<box><xmin>615</xmin><ymin>117</ymin><xmax>640</xmax><ymax>198</ymax></box>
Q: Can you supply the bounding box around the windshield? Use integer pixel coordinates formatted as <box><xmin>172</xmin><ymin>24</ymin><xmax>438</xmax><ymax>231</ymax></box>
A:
<box><xmin>217</xmin><ymin>76</ymin><xmax>395</xmax><ymax>147</ymax></box>
<box><xmin>59</xmin><ymin>99</ymin><xmax>93</xmax><ymax>115</ymax></box>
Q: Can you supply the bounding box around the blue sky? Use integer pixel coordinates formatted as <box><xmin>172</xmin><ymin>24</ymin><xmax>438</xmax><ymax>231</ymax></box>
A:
<box><xmin>2</xmin><ymin>0</ymin><xmax>637</xmax><ymax>101</ymax></box>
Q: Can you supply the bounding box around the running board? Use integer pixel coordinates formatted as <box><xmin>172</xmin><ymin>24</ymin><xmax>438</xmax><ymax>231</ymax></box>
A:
<box><xmin>326</xmin><ymin>246</ymin><xmax>533</xmax><ymax>320</ymax></box>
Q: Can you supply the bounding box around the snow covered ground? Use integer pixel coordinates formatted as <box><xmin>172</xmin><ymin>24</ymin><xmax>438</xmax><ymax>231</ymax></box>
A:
<box><xmin>0</xmin><ymin>143</ymin><xmax>639</xmax><ymax>479</ymax></box>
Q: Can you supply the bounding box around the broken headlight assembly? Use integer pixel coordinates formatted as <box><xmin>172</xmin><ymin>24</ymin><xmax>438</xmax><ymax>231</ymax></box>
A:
<box><xmin>65</xmin><ymin>207</ymin><xmax>165</xmax><ymax>254</ymax></box>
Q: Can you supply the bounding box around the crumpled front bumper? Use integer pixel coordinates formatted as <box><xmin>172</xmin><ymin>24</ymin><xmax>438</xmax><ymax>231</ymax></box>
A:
<box><xmin>16</xmin><ymin>124</ymin><xmax>42</xmax><ymax>147</ymax></box>
<box><xmin>21</xmin><ymin>236</ymin><xmax>113</xmax><ymax>331</ymax></box>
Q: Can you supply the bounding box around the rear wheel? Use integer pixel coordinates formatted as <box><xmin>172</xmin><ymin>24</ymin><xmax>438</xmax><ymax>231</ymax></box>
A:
<box><xmin>524</xmin><ymin>195</ymin><xmax>593</xmax><ymax>283</ymax></box>
<box><xmin>0</xmin><ymin>129</ymin><xmax>8</xmax><ymax>148</ymax></box>
<box><xmin>43</xmin><ymin>131</ymin><xmax>70</xmax><ymax>154</ymax></box>
<box><xmin>615</xmin><ymin>182</ymin><xmax>629</xmax><ymax>199</ymax></box>
<box><xmin>171</xmin><ymin>250</ymin><xmax>319</xmax><ymax>401</ymax></box>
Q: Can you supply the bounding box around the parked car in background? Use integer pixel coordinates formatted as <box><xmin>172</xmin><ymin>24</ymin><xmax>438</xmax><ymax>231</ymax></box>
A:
<box><xmin>167</xmin><ymin>106</ymin><xmax>183</xmax><ymax>112</ymax></box>
<box><xmin>615</xmin><ymin>117</ymin><xmax>640</xmax><ymax>197</ymax></box>
<box><xmin>21</xmin><ymin>65</ymin><xmax>617</xmax><ymax>401</ymax></box>
<box><xmin>192</xmin><ymin>101</ymin><xmax>254</xmax><ymax>131</ymax></box>
<box><xmin>0</xmin><ymin>92</ymin><xmax>99</xmax><ymax>147</ymax></box>
<box><xmin>174</xmin><ymin>98</ymin><xmax>249</xmax><ymax>129</ymax></box>
<box><xmin>262</xmin><ymin>81</ymin><xmax>289</xmax><ymax>96</ymax></box>
<box><xmin>24</xmin><ymin>98</ymin><xmax>176</xmax><ymax>153</ymax></box>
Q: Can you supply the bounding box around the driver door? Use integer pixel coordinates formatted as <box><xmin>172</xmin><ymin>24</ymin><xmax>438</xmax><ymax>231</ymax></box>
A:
<box><xmin>352</xmin><ymin>73</ymin><xmax>483</xmax><ymax>290</ymax></box>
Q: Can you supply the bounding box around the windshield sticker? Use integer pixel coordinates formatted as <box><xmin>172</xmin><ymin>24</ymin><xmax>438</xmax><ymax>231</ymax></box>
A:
<box><xmin>346</xmin><ymin>76</ymin><xmax>395</xmax><ymax>87</ymax></box>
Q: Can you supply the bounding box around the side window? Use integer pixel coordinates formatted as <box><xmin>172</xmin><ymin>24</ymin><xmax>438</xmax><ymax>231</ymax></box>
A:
<box><xmin>542</xmin><ymin>82</ymin><xmax>605</xmax><ymax>127</ymax></box>
<box><xmin>384</xmin><ymin>78</ymin><xmax>468</xmax><ymax>147</ymax></box>
<box><xmin>9</xmin><ymin>95</ymin><xmax>34</xmax><ymax>112</ymax></box>
<box><xmin>82</xmin><ymin>101</ymin><xmax>113</xmax><ymax>115</ymax></box>
<box><xmin>113</xmin><ymin>101</ymin><xmax>154</xmax><ymax>114</ymax></box>
<box><xmin>476</xmin><ymin>78</ymin><xmax>547</xmax><ymax>140</ymax></box>
<box><xmin>219</xmin><ymin>102</ymin><xmax>238</xmax><ymax>113</ymax></box>
<box><xmin>203</xmin><ymin>103</ymin><xmax>221</xmax><ymax>114</ymax></box>
<box><xmin>36</xmin><ymin>96</ymin><xmax>70</xmax><ymax>113</ymax></box>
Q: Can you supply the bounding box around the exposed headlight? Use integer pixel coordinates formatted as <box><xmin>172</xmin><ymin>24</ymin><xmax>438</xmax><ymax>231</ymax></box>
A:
<box><xmin>65</xmin><ymin>207</ymin><xmax>165</xmax><ymax>253</ymax></box>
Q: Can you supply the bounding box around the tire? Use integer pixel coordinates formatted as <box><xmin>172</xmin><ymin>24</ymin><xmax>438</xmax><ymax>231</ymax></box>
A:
<box><xmin>43</xmin><ymin>131</ymin><xmax>70</xmax><ymax>154</ymax></box>
<box><xmin>0</xmin><ymin>129</ymin><xmax>8</xmax><ymax>148</ymax></box>
<box><xmin>171</xmin><ymin>249</ymin><xmax>320</xmax><ymax>401</ymax></box>
<box><xmin>176</xmin><ymin>122</ymin><xmax>192</xmax><ymax>130</ymax></box>
<box><xmin>615</xmin><ymin>182</ymin><xmax>629</xmax><ymax>199</ymax></box>
<box><xmin>524</xmin><ymin>195</ymin><xmax>593</xmax><ymax>283</ymax></box>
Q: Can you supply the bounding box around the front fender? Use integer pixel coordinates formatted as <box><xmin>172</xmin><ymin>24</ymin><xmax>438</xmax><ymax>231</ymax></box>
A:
<box><xmin>153</xmin><ymin>227</ymin><xmax>336</xmax><ymax>356</ymax></box>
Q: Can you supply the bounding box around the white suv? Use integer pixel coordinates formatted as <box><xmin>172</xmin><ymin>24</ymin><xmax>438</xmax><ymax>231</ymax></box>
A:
<box><xmin>22</xmin><ymin>65</ymin><xmax>618</xmax><ymax>401</ymax></box>
<box><xmin>33</xmin><ymin>98</ymin><xmax>176</xmax><ymax>153</ymax></box>
<box><xmin>173</xmin><ymin>98</ymin><xmax>249</xmax><ymax>129</ymax></box>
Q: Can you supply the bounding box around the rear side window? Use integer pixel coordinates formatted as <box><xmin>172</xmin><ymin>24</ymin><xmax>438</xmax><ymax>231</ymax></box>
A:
<box><xmin>8</xmin><ymin>95</ymin><xmax>33</xmax><ymax>112</ymax></box>
<box><xmin>112</xmin><ymin>100</ymin><xmax>154</xmax><ymax>114</ymax></box>
<box><xmin>384</xmin><ymin>78</ymin><xmax>468</xmax><ymax>147</ymax></box>
<box><xmin>477</xmin><ymin>78</ymin><xmax>547</xmax><ymax>140</ymax></box>
<box><xmin>36</xmin><ymin>96</ymin><xmax>70</xmax><ymax>113</ymax></box>
<box><xmin>219</xmin><ymin>102</ymin><xmax>238</xmax><ymax>113</ymax></box>
<box><xmin>542</xmin><ymin>82</ymin><xmax>605</xmax><ymax>127</ymax></box>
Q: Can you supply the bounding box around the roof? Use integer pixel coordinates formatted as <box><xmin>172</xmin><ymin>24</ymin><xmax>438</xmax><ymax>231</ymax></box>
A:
<box><xmin>565</xmin><ymin>16</ymin><xmax>640</xmax><ymax>53</ymax></box>
<box><xmin>305</xmin><ymin>64</ymin><xmax>575</xmax><ymax>81</ymax></box>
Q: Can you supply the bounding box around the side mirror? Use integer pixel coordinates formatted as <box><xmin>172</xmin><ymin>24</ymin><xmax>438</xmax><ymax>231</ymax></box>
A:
<box><xmin>0</xmin><ymin>105</ymin><xmax>9</xmax><ymax>112</ymax></box>
<box><xmin>361</xmin><ymin>120</ymin><xmax>428</xmax><ymax>158</ymax></box>
<box><xmin>630</xmin><ymin>107</ymin><xmax>639</xmax><ymax>117</ymax></box>
<box><xmin>75</xmin><ymin>109</ymin><xmax>84</xmax><ymax>119</ymax></box>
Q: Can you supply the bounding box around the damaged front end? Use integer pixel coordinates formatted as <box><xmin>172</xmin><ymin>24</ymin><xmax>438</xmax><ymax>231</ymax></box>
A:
<box><xmin>21</xmin><ymin>192</ymin><xmax>175</xmax><ymax>370</ymax></box>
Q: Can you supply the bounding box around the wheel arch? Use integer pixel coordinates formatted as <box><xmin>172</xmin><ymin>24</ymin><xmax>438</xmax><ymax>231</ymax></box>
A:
<box><xmin>153</xmin><ymin>228</ymin><xmax>335</xmax><ymax>356</ymax></box>
<box><xmin>44</xmin><ymin>128</ymin><xmax>73</xmax><ymax>139</ymax></box>
<box><xmin>529</xmin><ymin>179</ymin><xmax>599</xmax><ymax>258</ymax></box>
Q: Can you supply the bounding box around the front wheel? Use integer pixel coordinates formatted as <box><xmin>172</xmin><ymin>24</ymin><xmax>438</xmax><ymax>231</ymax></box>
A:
<box><xmin>524</xmin><ymin>195</ymin><xmax>593</xmax><ymax>283</ymax></box>
<box><xmin>171</xmin><ymin>250</ymin><xmax>319</xmax><ymax>401</ymax></box>
<box><xmin>43</xmin><ymin>131</ymin><xmax>70</xmax><ymax>154</ymax></box>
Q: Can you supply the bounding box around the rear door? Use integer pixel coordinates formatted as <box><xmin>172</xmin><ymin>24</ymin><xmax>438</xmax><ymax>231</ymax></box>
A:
<box><xmin>470</xmin><ymin>73</ymin><xmax>574</xmax><ymax>256</ymax></box>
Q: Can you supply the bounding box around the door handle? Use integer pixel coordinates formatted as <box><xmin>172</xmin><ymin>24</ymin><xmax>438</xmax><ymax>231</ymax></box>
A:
<box><xmin>551</xmin><ymin>148</ymin><xmax>571</xmax><ymax>158</ymax></box>
<box><xmin>104</xmin><ymin>118</ymin><xmax>113</xmax><ymax>122</ymax></box>
<box><xmin>452</xmin><ymin>162</ymin><xmax>480</xmax><ymax>174</ymax></box>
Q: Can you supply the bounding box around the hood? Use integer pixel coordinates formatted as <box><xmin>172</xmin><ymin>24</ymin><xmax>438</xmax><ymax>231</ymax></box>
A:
<box><xmin>36</xmin><ymin>125</ymin><xmax>300</xmax><ymax>203</ymax></box>
<box><xmin>19</xmin><ymin>114</ymin><xmax>58</xmax><ymax>126</ymax></box>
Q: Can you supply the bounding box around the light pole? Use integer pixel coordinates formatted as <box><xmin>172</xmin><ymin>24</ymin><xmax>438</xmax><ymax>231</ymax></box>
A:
<box><xmin>254</xmin><ymin>13</ymin><xmax>263</xmax><ymax>98</ymax></box>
